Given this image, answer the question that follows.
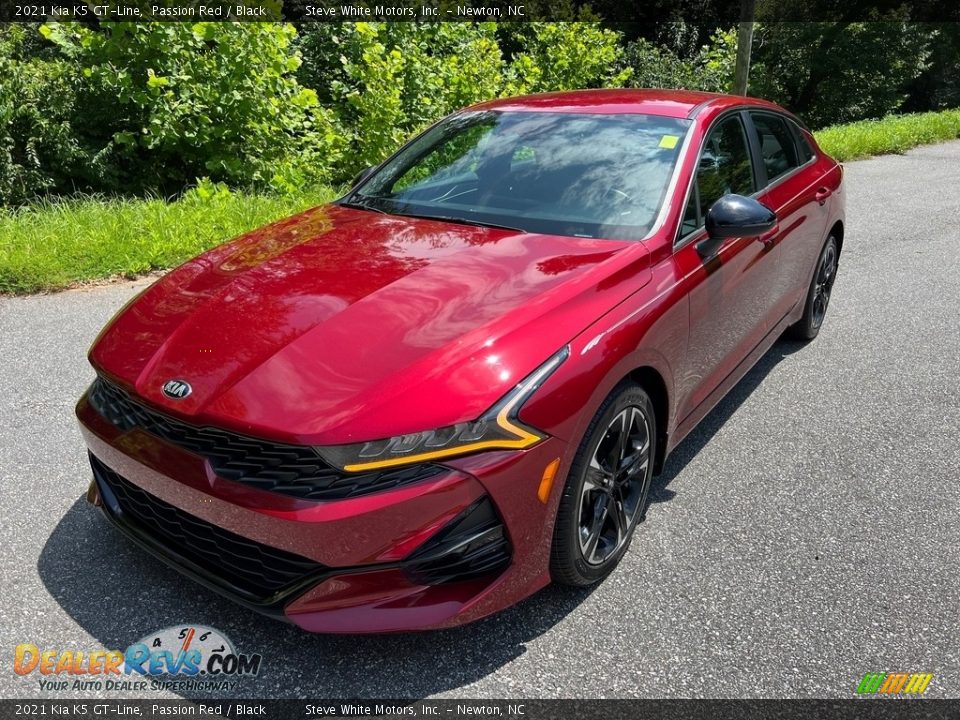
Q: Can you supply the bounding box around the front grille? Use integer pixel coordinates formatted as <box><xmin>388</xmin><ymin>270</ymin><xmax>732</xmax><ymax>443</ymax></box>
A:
<box><xmin>87</xmin><ymin>377</ymin><xmax>443</xmax><ymax>501</ymax></box>
<box><xmin>90</xmin><ymin>454</ymin><xmax>325</xmax><ymax>603</ymax></box>
<box><xmin>404</xmin><ymin>497</ymin><xmax>512</xmax><ymax>585</ymax></box>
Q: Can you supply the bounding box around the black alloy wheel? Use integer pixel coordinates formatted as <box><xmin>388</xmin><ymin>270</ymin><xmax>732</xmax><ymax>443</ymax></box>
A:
<box><xmin>551</xmin><ymin>382</ymin><xmax>656</xmax><ymax>586</ymax></box>
<box><xmin>790</xmin><ymin>234</ymin><xmax>840</xmax><ymax>341</ymax></box>
<box><xmin>811</xmin><ymin>240</ymin><xmax>838</xmax><ymax>329</ymax></box>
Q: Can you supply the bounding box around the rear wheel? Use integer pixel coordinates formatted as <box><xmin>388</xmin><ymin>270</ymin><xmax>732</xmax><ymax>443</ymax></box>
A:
<box><xmin>550</xmin><ymin>383</ymin><xmax>656</xmax><ymax>586</ymax></box>
<box><xmin>789</xmin><ymin>234</ymin><xmax>839</xmax><ymax>341</ymax></box>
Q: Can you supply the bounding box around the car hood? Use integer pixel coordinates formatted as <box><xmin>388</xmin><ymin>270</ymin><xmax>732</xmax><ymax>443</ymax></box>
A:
<box><xmin>90</xmin><ymin>204</ymin><xmax>650</xmax><ymax>444</ymax></box>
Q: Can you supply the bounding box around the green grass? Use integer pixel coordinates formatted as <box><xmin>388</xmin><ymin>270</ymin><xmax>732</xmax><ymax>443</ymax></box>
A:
<box><xmin>3</xmin><ymin>107</ymin><xmax>960</xmax><ymax>295</ymax></box>
<box><xmin>0</xmin><ymin>187</ymin><xmax>337</xmax><ymax>294</ymax></box>
<box><xmin>814</xmin><ymin>109</ymin><xmax>960</xmax><ymax>162</ymax></box>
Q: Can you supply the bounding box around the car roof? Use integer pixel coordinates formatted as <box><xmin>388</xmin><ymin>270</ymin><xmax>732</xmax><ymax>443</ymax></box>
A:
<box><xmin>468</xmin><ymin>88</ymin><xmax>787</xmax><ymax>120</ymax></box>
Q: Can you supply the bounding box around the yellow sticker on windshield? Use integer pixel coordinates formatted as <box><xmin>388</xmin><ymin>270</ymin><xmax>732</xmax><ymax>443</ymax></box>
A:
<box><xmin>659</xmin><ymin>135</ymin><xmax>680</xmax><ymax>149</ymax></box>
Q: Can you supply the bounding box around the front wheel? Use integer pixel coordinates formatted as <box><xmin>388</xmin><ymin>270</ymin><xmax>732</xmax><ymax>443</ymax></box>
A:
<box><xmin>550</xmin><ymin>383</ymin><xmax>656</xmax><ymax>586</ymax></box>
<box><xmin>789</xmin><ymin>234</ymin><xmax>839</xmax><ymax>341</ymax></box>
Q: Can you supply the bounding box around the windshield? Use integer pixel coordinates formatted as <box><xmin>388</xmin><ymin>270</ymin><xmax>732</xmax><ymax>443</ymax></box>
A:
<box><xmin>345</xmin><ymin>110</ymin><xmax>691</xmax><ymax>241</ymax></box>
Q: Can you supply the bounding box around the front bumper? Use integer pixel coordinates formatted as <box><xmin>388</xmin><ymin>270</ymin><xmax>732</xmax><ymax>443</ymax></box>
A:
<box><xmin>77</xmin><ymin>391</ymin><xmax>569</xmax><ymax>632</ymax></box>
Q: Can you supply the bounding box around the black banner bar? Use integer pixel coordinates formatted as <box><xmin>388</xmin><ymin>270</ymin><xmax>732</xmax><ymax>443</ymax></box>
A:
<box><xmin>1</xmin><ymin>0</ymin><xmax>959</xmax><ymax>23</ymax></box>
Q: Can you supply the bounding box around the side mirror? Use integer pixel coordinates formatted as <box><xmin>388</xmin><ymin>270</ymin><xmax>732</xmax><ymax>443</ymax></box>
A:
<box><xmin>350</xmin><ymin>166</ymin><xmax>377</xmax><ymax>189</ymax></box>
<box><xmin>705</xmin><ymin>194</ymin><xmax>777</xmax><ymax>239</ymax></box>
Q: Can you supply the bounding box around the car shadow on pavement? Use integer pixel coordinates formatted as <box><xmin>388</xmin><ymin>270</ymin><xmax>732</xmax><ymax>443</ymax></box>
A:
<box><xmin>38</xmin><ymin>497</ymin><xmax>596</xmax><ymax>700</ymax></box>
<box><xmin>37</xmin><ymin>337</ymin><xmax>806</xmax><ymax>701</ymax></box>
<box><xmin>648</xmin><ymin>337</ymin><xmax>808</xmax><ymax>504</ymax></box>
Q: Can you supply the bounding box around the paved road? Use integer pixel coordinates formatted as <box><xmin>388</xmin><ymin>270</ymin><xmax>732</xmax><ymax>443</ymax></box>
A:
<box><xmin>2</xmin><ymin>142</ymin><xmax>959</xmax><ymax>701</ymax></box>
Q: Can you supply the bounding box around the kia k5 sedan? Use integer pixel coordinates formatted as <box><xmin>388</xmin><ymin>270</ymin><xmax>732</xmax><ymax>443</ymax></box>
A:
<box><xmin>77</xmin><ymin>89</ymin><xmax>844</xmax><ymax>632</ymax></box>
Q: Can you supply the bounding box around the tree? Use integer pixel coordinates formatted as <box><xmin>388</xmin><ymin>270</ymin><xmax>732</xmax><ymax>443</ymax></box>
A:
<box><xmin>750</xmin><ymin>21</ymin><xmax>935</xmax><ymax>127</ymax></box>
<box><xmin>903</xmin><ymin>23</ymin><xmax>960</xmax><ymax>112</ymax></box>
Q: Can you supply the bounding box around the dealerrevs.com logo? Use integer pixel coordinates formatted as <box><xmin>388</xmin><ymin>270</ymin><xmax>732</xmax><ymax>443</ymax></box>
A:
<box><xmin>14</xmin><ymin>625</ymin><xmax>262</xmax><ymax>693</ymax></box>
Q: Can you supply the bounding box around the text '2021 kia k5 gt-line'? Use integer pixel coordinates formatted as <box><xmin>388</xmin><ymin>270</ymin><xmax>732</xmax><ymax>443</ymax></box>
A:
<box><xmin>77</xmin><ymin>89</ymin><xmax>844</xmax><ymax>633</ymax></box>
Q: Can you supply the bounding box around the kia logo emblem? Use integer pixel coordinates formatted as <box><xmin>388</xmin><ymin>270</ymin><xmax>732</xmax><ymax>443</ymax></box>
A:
<box><xmin>162</xmin><ymin>379</ymin><xmax>192</xmax><ymax>400</ymax></box>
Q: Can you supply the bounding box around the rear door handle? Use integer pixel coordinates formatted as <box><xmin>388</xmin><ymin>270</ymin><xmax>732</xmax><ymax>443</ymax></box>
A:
<box><xmin>814</xmin><ymin>187</ymin><xmax>832</xmax><ymax>205</ymax></box>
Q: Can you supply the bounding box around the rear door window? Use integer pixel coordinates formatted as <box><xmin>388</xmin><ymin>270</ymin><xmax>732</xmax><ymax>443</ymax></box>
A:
<box><xmin>789</xmin><ymin>120</ymin><xmax>816</xmax><ymax>163</ymax></box>
<box><xmin>749</xmin><ymin>112</ymin><xmax>801</xmax><ymax>184</ymax></box>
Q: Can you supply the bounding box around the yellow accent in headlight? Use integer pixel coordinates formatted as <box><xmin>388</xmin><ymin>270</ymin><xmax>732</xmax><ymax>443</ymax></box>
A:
<box><xmin>341</xmin><ymin>394</ymin><xmax>542</xmax><ymax>472</ymax></box>
<box><xmin>331</xmin><ymin>346</ymin><xmax>568</xmax><ymax>473</ymax></box>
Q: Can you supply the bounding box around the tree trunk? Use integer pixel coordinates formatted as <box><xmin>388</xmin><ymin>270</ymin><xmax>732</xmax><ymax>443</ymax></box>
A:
<box><xmin>733</xmin><ymin>0</ymin><xmax>756</xmax><ymax>95</ymax></box>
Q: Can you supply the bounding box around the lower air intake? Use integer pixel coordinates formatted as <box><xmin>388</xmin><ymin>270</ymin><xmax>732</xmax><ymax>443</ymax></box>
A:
<box><xmin>90</xmin><ymin>453</ymin><xmax>326</xmax><ymax>604</ymax></box>
<box><xmin>403</xmin><ymin>497</ymin><xmax>511</xmax><ymax>585</ymax></box>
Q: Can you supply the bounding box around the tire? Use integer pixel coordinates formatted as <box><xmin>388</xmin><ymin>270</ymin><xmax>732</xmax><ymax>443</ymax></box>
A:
<box><xmin>788</xmin><ymin>234</ymin><xmax>840</xmax><ymax>341</ymax></box>
<box><xmin>550</xmin><ymin>382</ymin><xmax>657</xmax><ymax>586</ymax></box>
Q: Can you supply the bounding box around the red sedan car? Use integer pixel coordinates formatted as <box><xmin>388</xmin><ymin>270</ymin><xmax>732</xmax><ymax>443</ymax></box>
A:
<box><xmin>77</xmin><ymin>89</ymin><xmax>843</xmax><ymax>632</ymax></box>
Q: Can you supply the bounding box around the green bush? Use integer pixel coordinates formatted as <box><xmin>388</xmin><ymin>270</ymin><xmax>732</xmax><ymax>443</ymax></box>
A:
<box><xmin>298</xmin><ymin>22</ymin><xmax>506</xmax><ymax>178</ymax></box>
<box><xmin>297</xmin><ymin>20</ymin><xmax>632</xmax><ymax>180</ymax></box>
<box><xmin>0</xmin><ymin>27</ymin><xmax>82</xmax><ymax>205</ymax></box>
<box><xmin>620</xmin><ymin>29</ymin><xmax>737</xmax><ymax>93</ymax></box>
<box><xmin>5</xmin><ymin>17</ymin><xmax>958</xmax><ymax>211</ymax></box>
<box><xmin>41</xmin><ymin>22</ymin><xmax>340</xmax><ymax>194</ymax></box>
<box><xmin>504</xmin><ymin>21</ymin><xmax>631</xmax><ymax>94</ymax></box>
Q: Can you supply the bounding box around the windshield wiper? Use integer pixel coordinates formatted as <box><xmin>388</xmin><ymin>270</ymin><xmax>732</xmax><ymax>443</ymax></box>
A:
<box><xmin>338</xmin><ymin>198</ymin><xmax>389</xmax><ymax>215</ymax></box>
<box><xmin>396</xmin><ymin>212</ymin><xmax>527</xmax><ymax>233</ymax></box>
<box><xmin>340</xmin><ymin>200</ymin><xmax>526</xmax><ymax>233</ymax></box>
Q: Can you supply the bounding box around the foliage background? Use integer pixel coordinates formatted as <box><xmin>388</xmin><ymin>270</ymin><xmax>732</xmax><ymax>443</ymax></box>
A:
<box><xmin>0</xmin><ymin>15</ymin><xmax>958</xmax><ymax>207</ymax></box>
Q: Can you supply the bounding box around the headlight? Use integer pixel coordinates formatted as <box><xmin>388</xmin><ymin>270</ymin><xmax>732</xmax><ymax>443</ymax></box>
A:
<box><xmin>317</xmin><ymin>347</ymin><xmax>569</xmax><ymax>472</ymax></box>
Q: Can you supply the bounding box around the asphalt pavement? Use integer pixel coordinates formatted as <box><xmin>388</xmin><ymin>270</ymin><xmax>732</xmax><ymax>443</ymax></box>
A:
<box><xmin>1</xmin><ymin>142</ymin><xmax>958</xmax><ymax>700</ymax></box>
